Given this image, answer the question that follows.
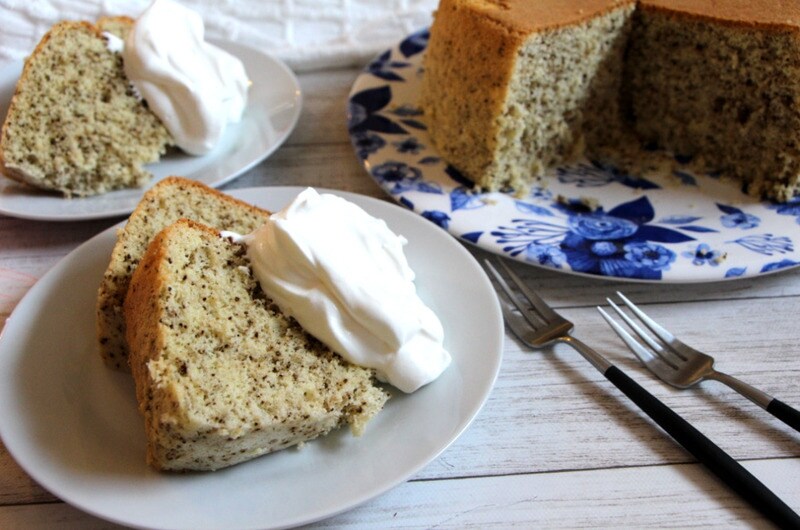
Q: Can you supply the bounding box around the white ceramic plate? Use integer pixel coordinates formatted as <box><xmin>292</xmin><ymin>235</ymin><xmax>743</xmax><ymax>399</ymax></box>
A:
<box><xmin>347</xmin><ymin>29</ymin><xmax>800</xmax><ymax>283</ymax></box>
<box><xmin>0</xmin><ymin>187</ymin><xmax>503</xmax><ymax>529</ymax></box>
<box><xmin>0</xmin><ymin>41</ymin><xmax>302</xmax><ymax>221</ymax></box>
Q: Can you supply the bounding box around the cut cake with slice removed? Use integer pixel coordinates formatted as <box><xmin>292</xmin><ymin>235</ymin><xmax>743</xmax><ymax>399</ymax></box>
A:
<box><xmin>96</xmin><ymin>177</ymin><xmax>271</xmax><ymax>371</ymax></box>
<box><xmin>0</xmin><ymin>18</ymin><xmax>173</xmax><ymax>196</ymax></box>
<box><xmin>124</xmin><ymin>219</ymin><xmax>389</xmax><ymax>471</ymax></box>
<box><xmin>420</xmin><ymin>0</ymin><xmax>800</xmax><ymax>201</ymax></box>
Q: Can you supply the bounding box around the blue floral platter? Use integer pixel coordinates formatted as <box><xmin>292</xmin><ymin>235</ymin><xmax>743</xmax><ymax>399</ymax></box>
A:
<box><xmin>347</xmin><ymin>29</ymin><xmax>800</xmax><ymax>283</ymax></box>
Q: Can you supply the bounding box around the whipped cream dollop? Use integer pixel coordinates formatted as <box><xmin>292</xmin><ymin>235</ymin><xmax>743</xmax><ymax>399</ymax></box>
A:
<box><xmin>234</xmin><ymin>188</ymin><xmax>451</xmax><ymax>393</ymax></box>
<box><xmin>120</xmin><ymin>0</ymin><xmax>249</xmax><ymax>154</ymax></box>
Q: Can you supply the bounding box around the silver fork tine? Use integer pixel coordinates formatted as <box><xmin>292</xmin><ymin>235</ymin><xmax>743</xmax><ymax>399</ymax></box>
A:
<box><xmin>604</xmin><ymin>292</ymin><xmax>800</xmax><ymax>436</ymax></box>
<box><xmin>486</xmin><ymin>259</ymin><xmax>580</xmax><ymax>348</ymax></box>
<box><xmin>604</xmin><ymin>299</ymin><xmax>680</xmax><ymax>370</ymax></box>
<box><xmin>597</xmin><ymin>305</ymin><xmax>677</xmax><ymax>372</ymax></box>
<box><xmin>495</xmin><ymin>258</ymin><xmax>561</xmax><ymax>322</ymax></box>
<box><xmin>616</xmin><ymin>291</ymin><xmax>688</xmax><ymax>361</ymax></box>
<box><xmin>483</xmin><ymin>260</ymin><xmax>547</xmax><ymax>329</ymax></box>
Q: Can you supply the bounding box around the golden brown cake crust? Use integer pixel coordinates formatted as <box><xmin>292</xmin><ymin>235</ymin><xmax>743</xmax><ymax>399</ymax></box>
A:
<box><xmin>96</xmin><ymin>15</ymin><xmax>136</xmax><ymax>35</ymax></box>
<box><xmin>463</xmin><ymin>0</ymin><xmax>636</xmax><ymax>33</ymax></box>
<box><xmin>640</xmin><ymin>0</ymin><xmax>800</xmax><ymax>31</ymax></box>
<box><xmin>465</xmin><ymin>0</ymin><xmax>800</xmax><ymax>33</ymax></box>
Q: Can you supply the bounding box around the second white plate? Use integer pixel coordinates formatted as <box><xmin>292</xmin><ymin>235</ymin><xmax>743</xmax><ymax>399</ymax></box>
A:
<box><xmin>0</xmin><ymin>186</ymin><xmax>503</xmax><ymax>529</ymax></box>
<box><xmin>0</xmin><ymin>41</ymin><xmax>302</xmax><ymax>221</ymax></box>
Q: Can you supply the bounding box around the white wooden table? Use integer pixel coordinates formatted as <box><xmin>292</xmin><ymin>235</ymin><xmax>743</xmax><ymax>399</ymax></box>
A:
<box><xmin>1</xmin><ymin>67</ymin><xmax>799</xmax><ymax>529</ymax></box>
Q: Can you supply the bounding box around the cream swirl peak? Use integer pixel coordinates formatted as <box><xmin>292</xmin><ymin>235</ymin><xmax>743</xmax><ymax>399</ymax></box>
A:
<box><xmin>227</xmin><ymin>188</ymin><xmax>451</xmax><ymax>393</ymax></box>
<box><xmin>121</xmin><ymin>0</ymin><xmax>249</xmax><ymax>155</ymax></box>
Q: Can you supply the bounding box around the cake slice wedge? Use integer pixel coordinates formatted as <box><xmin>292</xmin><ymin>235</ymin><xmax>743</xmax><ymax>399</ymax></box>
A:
<box><xmin>0</xmin><ymin>19</ymin><xmax>173</xmax><ymax>196</ymax></box>
<box><xmin>96</xmin><ymin>177</ymin><xmax>272</xmax><ymax>371</ymax></box>
<box><xmin>124</xmin><ymin>219</ymin><xmax>389</xmax><ymax>471</ymax></box>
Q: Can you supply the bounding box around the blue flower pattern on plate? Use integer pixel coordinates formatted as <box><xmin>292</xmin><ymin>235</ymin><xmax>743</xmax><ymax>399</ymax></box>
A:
<box><xmin>761</xmin><ymin>259</ymin><xmax>800</xmax><ymax>272</ymax></box>
<box><xmin>351</xmin><ymin>131</ymin><xmax>386</xmax><ymax>160</ymax></box>
<box><xmin>682</xmin><ymin>243</ymin><xmax>725</xmax><ymax>266</ymax></box>
<box><xmin>451</xmin><ymin>187</ymin><xmax>487</xmax><ymax>212</ymax></box>
<box><xmin>718</xmin><ymin>203</ymin><xmax>760</xmax><ymax>229</ymax></box>
<box><xmin>348</xmin><ymin>86</ymin><xmax>406</xmax><ymax>135</ymax></box>
<box><xmin>393</xmin><ymin>137</ymin><xmax>425</xmax><ymax>154</ymax></box>
<box><xmin>365</xmin><ymin>50</ymin><xmax>411</xmax><ymax>82</ymax></box>
<box><xmin>422</xmin><ymin>210</ymin><xmax>450</xmax><ymax>229</ymax></box>
<box><xmin>556</xmin><ymin>197</ymin><xmax>692</xmax><ymax>279</ymax></box>
<box><xmin>488</xmin><ymin>196</ymin><xmax>696</xmax><ymax>279</ymax></box>
<box><xmin>398</xmin><ymin>29</ymin><xmax>429</xmax><ymax>58</ymax></box>
<box><xmin>555</xmin><ymin>160</ymin><xmax>660</xmax><ymax>190</ymax></box>
<box><xmin>346</xmin><ymin>28</ymin><xmax>800</xmax><ymax>282</ymax></box>
<box><xmin>768</xmin><ymin>197</ymin><xmax>800</xmax><ymax>225</ymax></box>
<box><xmin>732</xmin><ymin>234</ymin><xmax>794</xmax><ymax>256</ymax></box>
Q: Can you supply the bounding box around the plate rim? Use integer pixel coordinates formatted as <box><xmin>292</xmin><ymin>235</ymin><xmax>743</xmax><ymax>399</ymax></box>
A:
<box><xmin>0</xmin><ymin>185</ymin><xmax>503</xmax><ymax>529</ymax></box>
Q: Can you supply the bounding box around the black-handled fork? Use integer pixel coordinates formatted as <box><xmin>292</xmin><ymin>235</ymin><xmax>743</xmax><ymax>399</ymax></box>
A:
<box><xmin>599</xmin><ymin>292</ymin><xmax>800</xmax><ymax>433</ymax></box>
<box><xmin>484</xmin><ymin>259</ymin><xmax>799</xmax><ymax>529</ymax></box>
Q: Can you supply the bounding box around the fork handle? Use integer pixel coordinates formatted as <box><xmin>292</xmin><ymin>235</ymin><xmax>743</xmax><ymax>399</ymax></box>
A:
<box><xmin>767</xmin><ymin>399</ymin><xmax>800</xmax><ymax>433</ymax></box>
<box><xmin>710</xmin><ymin>371</ymin><xmax>800</xmax><ymax>434</ymax></box>
<box><xmin>604</xmin><ymin>365</ymin><xmax>800</xmax><ymax>528</ymax></box>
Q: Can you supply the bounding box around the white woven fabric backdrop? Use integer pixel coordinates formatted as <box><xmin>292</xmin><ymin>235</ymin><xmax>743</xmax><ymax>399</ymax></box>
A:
<box><xmin>0</xmin><ymin>0</ymin><xmax>436</xmax><ymax>71</ymax></box>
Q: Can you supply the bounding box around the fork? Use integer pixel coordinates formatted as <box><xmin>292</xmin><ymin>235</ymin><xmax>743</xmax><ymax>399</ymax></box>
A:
<box><xmin>484</xmin><ymin>259</ymin><xmax>799</xmax><ymax>528</ymax></box>
<box><xmin>599</xmin><ymin>292</ymin><xmax>800</xmax><ymax>434</ymax></box>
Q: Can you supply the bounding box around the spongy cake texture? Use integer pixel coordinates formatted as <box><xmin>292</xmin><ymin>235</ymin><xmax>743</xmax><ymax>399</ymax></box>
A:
<box><xmin>420</xmin><ymin>0</ymin><xmax>800</xmax><ymax>201</ymax></box>
<box><xmin>625</xmin><ymin>3</ymin><xmax>800</xmax><ymax>201</ymax></box>
<box><xmin>96</xmin><ymin>177</ymin><xmax>271</xmax><ymax>371</ymax></box>
<box><xmin>419</xmin><ymin>0</ymin><xmax>636</xmax><ymax>193</ymax></box>
<box><xmin>124</xmin><ymin>219</ymin><xmax>388</xmax><ymax>471</ymax></box>
<box><xmin>0</xmin><ymin>19</ymin><xmax>173</xmax><ymax>196</ymax></box>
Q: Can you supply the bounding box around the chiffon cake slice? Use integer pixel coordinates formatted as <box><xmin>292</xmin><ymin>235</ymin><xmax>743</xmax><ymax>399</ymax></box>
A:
<box><xmin>0</xmin><ymin>19</ymin><xmax>173</xmax><ymax>196</ymax></box>
<box><xmin>124</xmin><ymin>219</ymin><xmax>389</xmax><ymax>471</ymax></box>
<box><xmin>96</xmin><ymin>177</ymin><xmax>271</xmax><ymax>371</ymax></box>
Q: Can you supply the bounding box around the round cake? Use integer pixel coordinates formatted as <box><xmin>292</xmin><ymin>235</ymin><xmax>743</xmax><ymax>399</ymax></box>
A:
<box><xmin>420</xmin><ymin>0</ymin><xmax>800</xmax><ymax>202</ymax></box>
